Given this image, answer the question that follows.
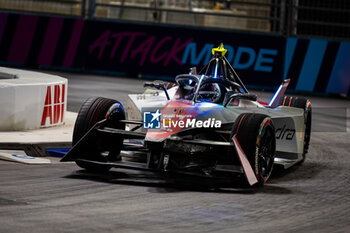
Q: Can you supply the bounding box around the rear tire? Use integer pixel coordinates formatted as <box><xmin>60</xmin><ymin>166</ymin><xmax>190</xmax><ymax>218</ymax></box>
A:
<box><xmin>232</xmin><ymin>113</ymin><xmax>276</xmax><ymax>186</ymax></box>
<box><xmin>73</xmin><ymin>97</ymin><xmax>125</xmax><ymax>172</ymax></box>
<box><xmin>278</xmin><ymin>96</ymin><xmax>312</xmax><ymax>161</ymax></box>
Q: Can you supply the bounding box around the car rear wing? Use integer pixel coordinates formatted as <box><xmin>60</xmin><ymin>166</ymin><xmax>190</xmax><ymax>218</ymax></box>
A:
<box><xmin>268</xmin><ymin>79</ymin><xmax>290</xmax><ymax>108</ymax></box>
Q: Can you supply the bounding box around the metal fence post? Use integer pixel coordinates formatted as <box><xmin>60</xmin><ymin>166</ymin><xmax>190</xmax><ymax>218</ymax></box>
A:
<box><xmin>88</xmin><ymin>0</ymin><xmax>96</xmax><ymax>18</ymax></box>
<box><xmin>286</xmin><ymin>0</ymin><xmax>292</xmax><ymax>36</ymax></box>
<box><xmin>272</xmin><ymin>0</ymin><xmax>278</xmax><ymax>32</ymax></box>
<box><xmin>81</xmin><ymin>0</ymin><xmax>86</xmax><ymax>17</ymax></box>
<box><xmin>119</xmin><ymin>0</ymin><xmax>126</xmax><ymax>19</ymax></box>
<box><xmin>290</xmin><ymin>0</ymin><xmax>298</xmax><ymax>35</ymax></box>
<box><xmin>279</xmin><ymin>0</ymin><xmax>287</xmax><ymax>34</ymax></box>
<box><xmin>162</xmin><ymin>0</ymin><xmax>169</xmax><ymax>23</ymax></box>
<box><xmin>188</xmin><ymin>0</ymin><xmax>195</xmax><ymax>25</ymax></box>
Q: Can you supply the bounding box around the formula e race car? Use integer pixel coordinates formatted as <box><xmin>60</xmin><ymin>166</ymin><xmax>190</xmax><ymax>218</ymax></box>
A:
<box><xmin>61</xmin><ymin>44</ymin><xmax>312</xmax><ymax>186</ymax></box>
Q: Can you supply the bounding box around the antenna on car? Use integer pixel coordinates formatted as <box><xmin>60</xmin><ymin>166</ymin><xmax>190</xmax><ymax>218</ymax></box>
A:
<box><xmin>197</xmin><ymin>43</ymin><xmax>249</xmax><ymax>93</ymax></box>
<box><xmin>212</xmin><ymin>43</ymin><xmax>227</xmax><ymax>57</ymax></box>
<box><xmin>189</xmin><ymin>67</ymin><xmax>197</xmax><ymax>75</ymax></box>
<box><xmin>212</xmin><ymin>43</ymin><xmax>249</xmax><ymax>93</ymax></box>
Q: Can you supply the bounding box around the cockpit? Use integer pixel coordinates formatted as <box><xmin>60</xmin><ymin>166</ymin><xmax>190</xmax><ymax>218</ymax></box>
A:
<box><xmin>174</xmin><ymin>44</ymin><xmax>250</xmax><ymax>105</ymax></box>
<box><xmin>144</xmin><ymin>44</ymin><xmax>258</xmax><ymax>106</ymax></box>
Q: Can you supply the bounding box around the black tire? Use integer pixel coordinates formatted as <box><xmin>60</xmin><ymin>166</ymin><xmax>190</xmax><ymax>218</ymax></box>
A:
<box><xmin>232</xmin><ymin>113</ymin><xmax>276</xmax><ymax>186</ymax></box>
<box><xmin>278</xmin><ymin>96</ymin><xmax>312</xmax><ymax>161</ymax></box>
<box><xmin>73</xmin><ymin>97</ymin><xmax>125</xmax><ymax>172</ymax></box>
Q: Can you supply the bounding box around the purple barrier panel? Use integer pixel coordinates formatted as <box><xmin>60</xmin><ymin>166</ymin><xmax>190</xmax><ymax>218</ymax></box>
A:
<box><xmin>0</xmin><ymin>13</ymin><xmax>8</xmax><ymax>45</ymax></box>
<box><xmin>0</xmin><ymin>12</ymin><xmax>87</xmax><ymax>69</ymax></box>
<box><xmin>84</xmin><ymin>20</ymin><xmax>285</xmax><ymax>87</ymax></box>
<box><xmin>7</xmin><ymin>14</ymin><xmax>39</xmax><ymax>64</ymax></box>
<box><xmin>0</xmin><ymin>12</ymin><xmax>285</xmax><ymax>87</ymax></box>
<box><xmin>37</xmin><ymin>17</ymin><xmax>64</xmax><ymax>66</ymax></box>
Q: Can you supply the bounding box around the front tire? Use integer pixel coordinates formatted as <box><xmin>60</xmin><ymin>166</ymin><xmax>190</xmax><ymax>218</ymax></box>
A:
<box><xmin>73</xmin><ymin>97</ymin><xmax>125</xmax><ymax>172</ymax></box>
<box><xmin>232</xmin><ymin>113</ymin><xmax>276</xmax><ymax>186</ymax></box>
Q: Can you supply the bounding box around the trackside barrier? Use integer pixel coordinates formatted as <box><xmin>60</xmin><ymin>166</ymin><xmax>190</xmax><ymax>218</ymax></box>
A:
<box><xmin>0</xmin><ymin>12</ymin><xmax>349</xmax><ymax>96</ymax></box>
<box><xmin>0</xmin><ymin>67</ymin><xmax>67</xmax><ymax>131</ymax></box>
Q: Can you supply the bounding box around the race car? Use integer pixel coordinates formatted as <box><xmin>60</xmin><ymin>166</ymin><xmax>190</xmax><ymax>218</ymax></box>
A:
<box><xmin>61</xmin><ymin>44</ymin><xmax>312</xmax><ymax>186</ymax></box>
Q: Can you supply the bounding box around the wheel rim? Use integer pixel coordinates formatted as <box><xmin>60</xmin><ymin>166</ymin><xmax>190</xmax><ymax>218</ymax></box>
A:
<box><xmin>258</xmin><ymin>125</ymin><xmax>275</xmax><ymax>181</ymax></box>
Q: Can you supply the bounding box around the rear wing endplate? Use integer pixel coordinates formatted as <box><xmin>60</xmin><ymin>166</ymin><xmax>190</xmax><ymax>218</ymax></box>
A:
<box><xmin>268</xmin><ymin>79</ymin><xmax>290</xmax><ymax>108</ymax></box>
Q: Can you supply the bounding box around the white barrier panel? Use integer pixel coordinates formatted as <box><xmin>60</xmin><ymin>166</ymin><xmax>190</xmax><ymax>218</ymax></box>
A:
<box><xmin>0</xmin><ymin>150</ymin><xmax>51</xmax><ymax>164</ymax></box>
<box><xmin>0</xmin><ymin>67</ymin><xmax>67</xmax><ymax>131</ymax></box>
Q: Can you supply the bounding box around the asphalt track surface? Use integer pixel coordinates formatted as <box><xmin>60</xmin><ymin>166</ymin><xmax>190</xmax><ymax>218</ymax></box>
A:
<box><xmin>1</xmin><ymin>71</ymin><xmax>350</xmax><ymax>233</ymax></box>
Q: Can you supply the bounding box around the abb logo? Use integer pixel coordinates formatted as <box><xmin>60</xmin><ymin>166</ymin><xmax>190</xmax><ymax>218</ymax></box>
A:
<box><xmin>41</xmin><ymin>84</ymin><xmax>66</xmax><ymax>126</ymax></box>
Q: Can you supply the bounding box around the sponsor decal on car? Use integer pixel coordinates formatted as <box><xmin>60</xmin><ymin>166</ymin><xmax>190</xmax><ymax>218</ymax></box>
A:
<box><xmin>143</xmin><ymin>109</ymin><xmax>221</xmax><ymax>129</ymax></box>
<box><xmin>143</xmin><ymin>110</ymin><xmax>162</xmax><ymax>129</ymax></box>
<box><xmin>276</xmin><ymin>124</ymin><xmax>295</xmax><ymax>140</ymax></box>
